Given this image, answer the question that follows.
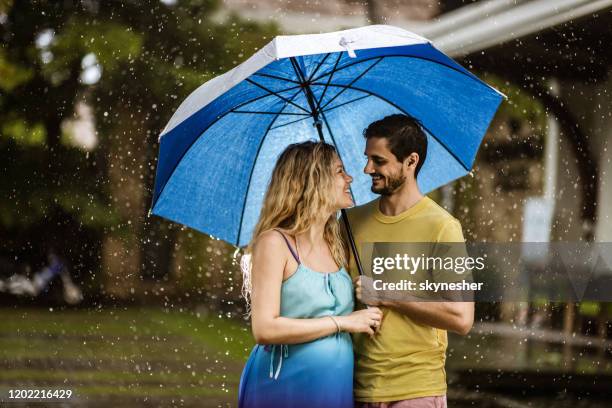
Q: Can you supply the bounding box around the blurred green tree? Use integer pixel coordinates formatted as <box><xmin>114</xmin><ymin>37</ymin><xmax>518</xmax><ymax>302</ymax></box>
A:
<box><xmin>0</xmin><ymin>0</ymin><xmax>276</xmax><ymax>301</ymax></box>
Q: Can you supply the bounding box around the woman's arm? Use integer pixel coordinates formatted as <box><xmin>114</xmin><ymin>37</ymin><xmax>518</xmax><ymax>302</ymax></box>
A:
<box><xmin>250</xmin><ymin>231</ymin><xmax>382</xmax><ymax>344</ymax></box>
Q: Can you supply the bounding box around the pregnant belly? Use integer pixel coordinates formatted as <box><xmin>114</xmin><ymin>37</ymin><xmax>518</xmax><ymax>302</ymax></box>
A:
<box><xmin>239</xmin><ymin>333</ymin><xmax>353</xmax><ymax>408</ymax></box>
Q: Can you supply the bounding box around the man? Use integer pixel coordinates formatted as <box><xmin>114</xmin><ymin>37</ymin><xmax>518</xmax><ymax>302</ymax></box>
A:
<box><xmin>347</xmin><ymin>114</ymin><xmax>474</xmax><ymax>408</ymax></box>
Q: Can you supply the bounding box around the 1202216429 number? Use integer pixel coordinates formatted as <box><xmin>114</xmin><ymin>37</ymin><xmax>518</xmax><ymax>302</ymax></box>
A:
<box><xmin>8</xmin><ymin>389</ymin><xmax>72</xmax><ymax>399</ymax></box>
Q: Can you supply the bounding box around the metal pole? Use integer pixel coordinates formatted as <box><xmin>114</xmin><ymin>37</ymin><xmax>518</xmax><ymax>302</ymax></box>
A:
<box><xmin>290</xmin><ymin>57</ymin><xmax>366</xmax><ymax>276</ymax></box>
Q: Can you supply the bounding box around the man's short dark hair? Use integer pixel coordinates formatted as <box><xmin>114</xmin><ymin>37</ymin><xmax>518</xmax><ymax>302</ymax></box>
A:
<box><xmin>363</xmin><ymin>114</ymin><xmax>428</xmax><ymax>178</ymax></box>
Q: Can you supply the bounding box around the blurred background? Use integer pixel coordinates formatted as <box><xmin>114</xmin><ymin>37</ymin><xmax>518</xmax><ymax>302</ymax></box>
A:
<box><xmin>1</xmin><ymin>0</ymin><xmax>611</xmax><ymax>406</ymax></box>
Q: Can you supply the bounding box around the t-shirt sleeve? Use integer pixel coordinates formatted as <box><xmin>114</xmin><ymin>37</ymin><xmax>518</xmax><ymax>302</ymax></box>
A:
<box><xmin>431</xmin><ymin>218</ymin><xmax>472</xmax><ymax>300</ymax></box>
<box><xmin>435</xmin><ymin>218</ymin><xmax>465</xmax><ymax>243</ymax></box>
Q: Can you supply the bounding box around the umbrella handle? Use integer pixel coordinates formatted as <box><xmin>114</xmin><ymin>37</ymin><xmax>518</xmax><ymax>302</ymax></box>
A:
<box><xmin>341</xmin><ymin>209</ymin><xmax>365</xmax><ymax>276</ymax></box>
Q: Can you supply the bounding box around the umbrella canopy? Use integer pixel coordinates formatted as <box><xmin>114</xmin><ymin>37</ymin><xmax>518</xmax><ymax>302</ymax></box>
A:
<box><xmin>151</xmin><ymin>25</ymin><xmax>504</xmax><ymax>247</ymax></box>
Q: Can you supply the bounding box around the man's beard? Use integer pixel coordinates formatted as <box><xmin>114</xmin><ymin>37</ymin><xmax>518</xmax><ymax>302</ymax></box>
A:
<box><xmin>371</xmin><ymin>171</ymin><xmax>406</xmax><ymax>195</ymax></box>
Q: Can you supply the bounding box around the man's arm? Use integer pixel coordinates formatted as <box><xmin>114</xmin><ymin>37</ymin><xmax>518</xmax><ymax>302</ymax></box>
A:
<box><xmin>399</xmin><ymin>218</ymin><xmax>474</xmax><ymax>335</ymax></box>
<box><xmin>354</xmin><ymin>217</ymin><xmax>475</xmax><ymax>335</ymax></box>
<box><xmin>353</xmin><ymin>276</ymin><xmax>474</xmax><ymax>335</ymax></box>
<box><xmin>381</xmin><ymin>299</ymin><xmax>474</xmax><ymax>335</ymax></box>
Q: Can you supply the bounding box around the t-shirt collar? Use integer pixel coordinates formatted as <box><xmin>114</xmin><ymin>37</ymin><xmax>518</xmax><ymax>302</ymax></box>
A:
<box><xmin>374</xmin><ymin>196</ymin><xmax>430</xmax><ymax>224</ymax></box>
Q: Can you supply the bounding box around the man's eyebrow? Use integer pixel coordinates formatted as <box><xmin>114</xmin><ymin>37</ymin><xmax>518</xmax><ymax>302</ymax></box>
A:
<box><xmin>365</xmin><ymin>154</ymin><xmax>387</xmax><ymax>160</ymax></box>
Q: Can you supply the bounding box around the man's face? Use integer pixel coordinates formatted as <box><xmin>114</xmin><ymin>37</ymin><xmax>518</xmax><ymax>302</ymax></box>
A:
<box><xmin>363</xmin><ymin>137</ymin><xmax>406</xmax><ymax>196</ymax></box>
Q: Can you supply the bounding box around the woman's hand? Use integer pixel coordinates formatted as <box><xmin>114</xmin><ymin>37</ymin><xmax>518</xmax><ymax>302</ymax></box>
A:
<box><xmin>337</xmin><ymin>307</ymin><xmax>383</xmax><ymax>337</ymax></box>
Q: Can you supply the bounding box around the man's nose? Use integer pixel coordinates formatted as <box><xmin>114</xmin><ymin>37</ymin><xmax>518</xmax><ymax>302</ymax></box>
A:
<box><xmin>364</xmin><ymin>160</ymin><xmax>374</xmax><ymax>174</ymax></box>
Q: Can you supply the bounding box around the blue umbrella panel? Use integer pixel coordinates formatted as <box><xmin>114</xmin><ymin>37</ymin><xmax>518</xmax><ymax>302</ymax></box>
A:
<box><xmin>152</xmin><ymin>41</ymin><xmax>504</xmax><ymax>248</ymax></box>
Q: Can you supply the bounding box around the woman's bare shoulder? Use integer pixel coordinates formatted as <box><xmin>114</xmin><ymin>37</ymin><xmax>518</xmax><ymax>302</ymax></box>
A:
<box><xmin>253</xmin><ymin>229</ymin><xmax>286</xmax><ymax>252</ymax></box>
<box><xmin>251</xmin><ymin>230</ymin><xmax>290</xmax><ymax>276</ymax></box>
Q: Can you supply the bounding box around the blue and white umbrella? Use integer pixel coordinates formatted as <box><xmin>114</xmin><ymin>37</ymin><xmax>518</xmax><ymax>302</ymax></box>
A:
<box><xmin>151</xmin><ymin>25</ymin><xmax>504</xmax><ymax>249</ymax></box>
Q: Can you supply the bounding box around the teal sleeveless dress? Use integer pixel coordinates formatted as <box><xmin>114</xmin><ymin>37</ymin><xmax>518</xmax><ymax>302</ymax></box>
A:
<box><xmin>238</xmin><ymin>232</ymin><xmax>354</xmax><ymax>408</ymax></box>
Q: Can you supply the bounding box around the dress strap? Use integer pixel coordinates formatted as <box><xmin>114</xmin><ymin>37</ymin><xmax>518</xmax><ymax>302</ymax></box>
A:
<box><xmin>273</xmin><ymin>229</ymin><xmax>300</xmax><ymax>263</ymax></box>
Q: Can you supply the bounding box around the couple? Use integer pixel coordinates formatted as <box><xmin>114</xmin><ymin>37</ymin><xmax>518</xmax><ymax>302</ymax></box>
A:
<box><xmin>238</xmin><ymin>114</ymin><xmax>474</xmax><ymax>408</ymax></box>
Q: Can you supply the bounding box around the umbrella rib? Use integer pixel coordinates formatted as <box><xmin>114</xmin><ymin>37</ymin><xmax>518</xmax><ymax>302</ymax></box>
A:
<box><xmin>290</xmin><ymin>57</ymin><xmax>307</xmax><ymax>83</ymax></box>
<box><xmin>320</xmin><ymin>94</ymin><xmax>371</xmax><ymax>114</ymax></box>
<box><xmin>232</xmin><ymin>110</ymin><xmax>310</xmax><ymax>116</ymax></box>
<box><xmin>289</xmin><ymin>57</ymin><xmax>320</xmax><ymax>125</ymax></box>
<box><xmin>229</xmin><ymin>84</ymin><xmax>302</xmax><ymax>112</ymax></box>
<box><xmin>269</xmin><ymin>116</ymin><xmax>313</xmax><ymax>130</ymax></box>
<box><xmin>292</xmin><ymin>57</ymin><xmax>359</xmax><ymax>204</ymax></box>
<box><xmin>317</xmin><ymin>52</ymin><xmax>343</xmax><ymax>107</ymax></box>
<box><xmin>301</xmin><ymin>70</ymin><xmax>356</xmax><ymax>203</ymax></box>
<box><xmin>319</xmin><ymin>57</ymin><xmax>383</xmax><ymax>111</ymax></box>
<box><xmin>316</xmin><ymin>107</ymin><xmax>358</xmax><ymax>206</ymax></box>
<box><xmin>307</xmin><ymin>53</ymin><xmax>331</xmax><ymax>82</ymax></box>
<box><xmin>245</xmin><ymin>78</ymin><xmax>311</xmax><ymax>114</ymax></box>
<box><xmin>236</xmin><ymin>88</ymin><xmax>303</xmax><ymax>245</ymax></box>
<box><xmin>311</xmin><ymin>54</ymin><xmax>496</xmax><ymax>95</ymax></box>
<box><xmin>152</xmin><ymin>85</ymin><xmax>303</xmax><ymax>210</ymax></box>
<box><xmin>252</xmin><ymin>72</ymin><xmax>300</xmax><ymax>84</ymax></box>
<box><xmin>311</xmin><ymin>56</ymin><xmax>374</xmax><ymax>83</ymax></box>
<box><xmin>312</xmin><ymin>82</ymin><xmax>472</xmax><ymax>171</ymax></box>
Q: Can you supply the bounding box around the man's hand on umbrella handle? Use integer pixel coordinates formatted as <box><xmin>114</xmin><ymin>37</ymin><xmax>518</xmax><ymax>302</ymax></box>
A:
<box><xmin>353</xmin><ymin>275</ymin><xmax>382</xmax><ymax>307</ymax></box>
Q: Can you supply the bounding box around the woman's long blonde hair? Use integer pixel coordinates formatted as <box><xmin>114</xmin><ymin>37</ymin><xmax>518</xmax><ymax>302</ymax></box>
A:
<box><xmin>241</xmin><ymin>141</ymin><xmax>348</xmax><ymax>303</ymax></box>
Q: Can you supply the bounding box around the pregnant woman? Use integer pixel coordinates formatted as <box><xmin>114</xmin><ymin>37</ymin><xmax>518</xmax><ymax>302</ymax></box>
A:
<box><xmin>239</xmin><ymin>141</ymin><xmax>383</xmax><ymax>408</ymax></box>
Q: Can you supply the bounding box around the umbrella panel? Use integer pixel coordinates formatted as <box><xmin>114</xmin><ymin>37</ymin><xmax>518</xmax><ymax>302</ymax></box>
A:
<box><xmin>153</xmin><ymin>44</ymin><xmax>503</xmax><ymax>246</ymax></box>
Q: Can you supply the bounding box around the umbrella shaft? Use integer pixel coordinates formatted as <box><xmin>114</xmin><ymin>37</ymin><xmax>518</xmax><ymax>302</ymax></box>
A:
<box><xmin>341</xmin><ymin>209</ymin><xmax>365</xmax><ymax>276</ymax></box>
<box><xmin>290</xmin><ymin>57</ymin><xmax>365</xmax><ymax>276</ymax></box>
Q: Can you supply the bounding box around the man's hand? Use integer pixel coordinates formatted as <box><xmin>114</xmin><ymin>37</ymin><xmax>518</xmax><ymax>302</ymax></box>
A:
<box><xmin>353</xmin><ymin>276</ymin><xmax>474</xmax><ymax>335</ymax></box>
<box><xmin>353</xmin><ymin>275</ymin><xmax>382</xmax><ymax>306</ymax></box>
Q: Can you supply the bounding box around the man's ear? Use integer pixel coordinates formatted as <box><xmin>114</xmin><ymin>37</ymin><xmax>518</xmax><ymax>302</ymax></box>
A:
<box><xmin>404</xmin><ymin>153</ymin><xmax>419</xmax><ymax>171</ymax></box>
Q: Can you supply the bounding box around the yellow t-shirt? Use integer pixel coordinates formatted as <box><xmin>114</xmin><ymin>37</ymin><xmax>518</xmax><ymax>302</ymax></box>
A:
<box><xmin>347</xmin><ymin>196</ymin><xmax>465</xmax><ymax>402</ymax></box>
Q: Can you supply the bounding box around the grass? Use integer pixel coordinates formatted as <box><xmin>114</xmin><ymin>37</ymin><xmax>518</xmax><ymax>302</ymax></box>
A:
<box><xmin>0</xmin><ymin>306</ymin><xmax>254</xmax><ymax>406</ymax></box>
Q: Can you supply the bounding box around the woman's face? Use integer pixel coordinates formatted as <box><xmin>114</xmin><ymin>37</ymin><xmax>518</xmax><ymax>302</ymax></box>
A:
<box><xmin>331</xmin><ymin>155</ymin><xmax>354</xmax><ymax>210</ymax></box>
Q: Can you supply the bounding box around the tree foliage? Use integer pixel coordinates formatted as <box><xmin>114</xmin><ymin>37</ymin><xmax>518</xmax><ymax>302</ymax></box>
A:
<box><xmin>0</xmin><ymin>0</ymin><xmax>276</xmax><ymax>291</ymax></box>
